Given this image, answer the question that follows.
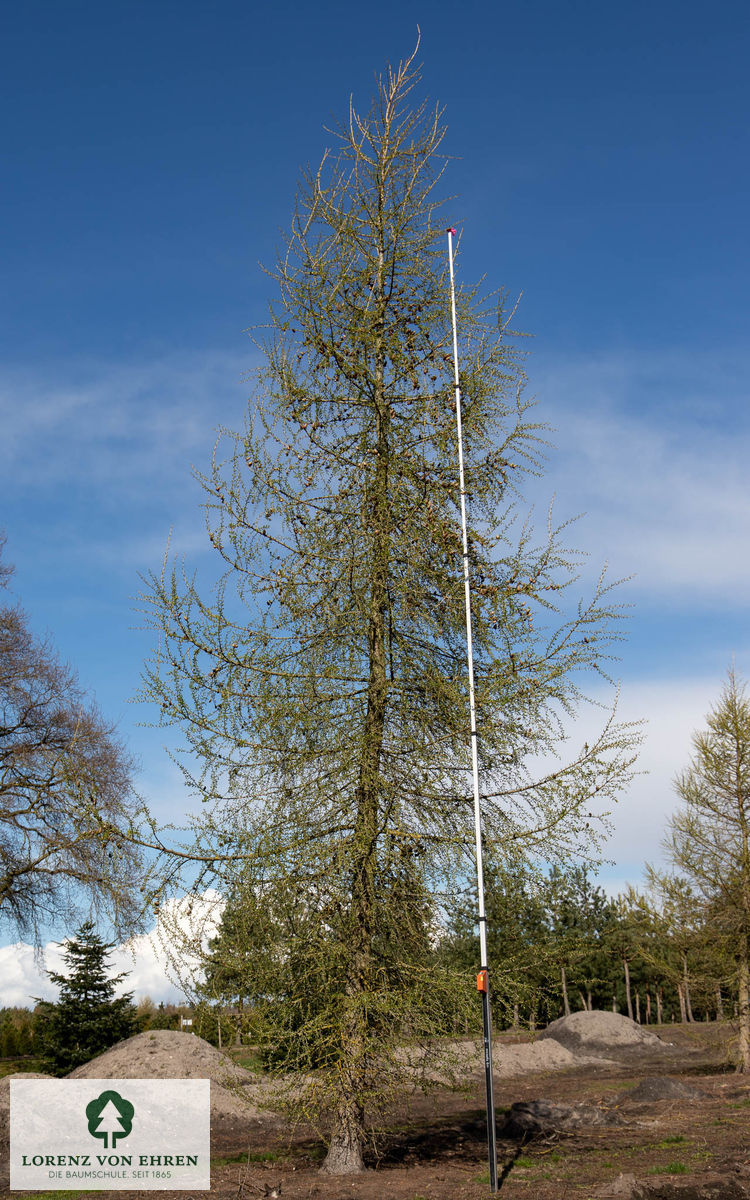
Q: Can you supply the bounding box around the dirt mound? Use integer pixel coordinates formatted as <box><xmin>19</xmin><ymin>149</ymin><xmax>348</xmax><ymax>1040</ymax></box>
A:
<box><xmin>68</xmin><ymin>1030</ymin><xmax>268</xmax><ymax>1125</ymax></box>
<box><xmin>491</xmin><ymin>1038</ymin><xmax>585</xmax><ymax>1076</ymax></box>
<box><xmin>620</xmin><ymin>1075</ymin><xmax>707</xmax><ymax>1103</ymax></box>
<box><xmin>499</xmin><ymin>1098</ymin><xmax>626</xmax><ymax>1138</ymax></box>
<box><xmin>644</xmin><ymin>1182</ymin><xmax>750</xmax><ymax>1199</ymax></box>
<box><xmin>412</xmin><ymin>1036</ymin><xmax>589</xmax><ymax>1083</ymax></box>
<box><xmin>540</xmin><ymin>1011</ymin><xmax>664</xmax><ymax>1052</ymax></box>
<box><xmin>594</xmin><ymin>1173</ymin><xmax>649</xmax><ymax>1198</ymax></box>
<box><xmin>408</xmin><ymin>1033</ymin><xmax>619</xmax><ymax>1085</ymax></box>
<box><xmin>68</xmin><ymin>1029</ymin><xmax>251</xmax><ymax>1085</ymax></box>
<box><xmin>0</xmin><ymin>1072</ymin><xmax>53</xmax><ymax>1189</ymax></box>
<box><xmin>596</xmin><ymin>1176</ymin><xmax>750</xmax><ymax>1199</ymax></box>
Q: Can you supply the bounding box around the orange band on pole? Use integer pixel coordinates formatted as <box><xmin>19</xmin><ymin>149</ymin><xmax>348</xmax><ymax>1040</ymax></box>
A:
<box><xmin>477</xmin><ymin>970</ymin><xmax>488</xmax><ymax>994</ymax></box>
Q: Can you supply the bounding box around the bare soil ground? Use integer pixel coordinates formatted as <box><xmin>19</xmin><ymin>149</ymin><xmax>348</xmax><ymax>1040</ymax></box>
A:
<box><xmin>2</xmin><ymin>1018</ymin><xmax>749</xmax><ymax>1199</ymax></box>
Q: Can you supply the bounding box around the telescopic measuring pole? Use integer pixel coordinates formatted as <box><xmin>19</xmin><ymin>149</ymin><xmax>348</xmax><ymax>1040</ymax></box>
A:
<box><xmin>446</xmin><ymin>227</ymin><xmax>498</xmax><ymax>1193</ymax></box>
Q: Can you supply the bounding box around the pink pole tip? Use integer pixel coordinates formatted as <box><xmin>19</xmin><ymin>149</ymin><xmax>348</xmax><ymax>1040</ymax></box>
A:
<box><xmin>447</xmin><ymin>227</ymin><xmax>456</xmax><ymax>235</ymax></box>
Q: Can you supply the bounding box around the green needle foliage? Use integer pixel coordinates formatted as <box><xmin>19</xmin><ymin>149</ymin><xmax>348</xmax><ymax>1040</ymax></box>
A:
<box><xmin>35</xmin><ymin>920</ymin><xmax>136</xmax><ymax>1075</ymax></box>
<box><xmin>649</xmin><ymin>670</ymin><xmax>750</xmax><ymax>1072</ymax></box>
<box><xmin>139</xmin><ymin>47</ymin><xmax>638</xmax><ymax>1173</ymax></box>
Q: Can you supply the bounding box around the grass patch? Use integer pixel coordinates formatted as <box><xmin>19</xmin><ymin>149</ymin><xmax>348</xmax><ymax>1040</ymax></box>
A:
<box><xmin>730</xmin><ymin>1098</ymin><xmax>750</xmax><ymax>1108</ymax></box>
<box><xmin>15</xmin><ymin>1194</ymin><xmax>94</xmax><ymax>1199</ymax></box>
<box><xmin>228</xmin><ymin>1048</ymin><xmax>266</xmax><ymax>1073</ymax></box>
<box><xmin>648</xmin><ymin>1162</ymin><xmax>688</xmax><ymax>1175</ymax></box>
<box><xmin>0</xmin><ymin>1057</ymin><xmax>44</xmax><ymax>1078</ymax></box>
<box><xmin>212</xmin><ymin>1150</ymin><xmax>284</xmax><ymax>1166</ymax></box>
<box><xmin>656</xmin><ymin>1135</ymin><xmax>687</xmax><ymax>1147</ymax></box>
<box><xmin>515</xmin><ymin>1156</ymin><xmax>535</xmax><ymax>1169</ymax></box>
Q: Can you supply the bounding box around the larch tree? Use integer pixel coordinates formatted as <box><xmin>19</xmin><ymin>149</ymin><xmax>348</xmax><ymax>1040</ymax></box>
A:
<box><xmin>140</xmin><ymin>49</ymin><xmax>638</xmax><ymax>1172</ymax></box>
<box><xmin>651</xmin><ymin>671</ymin><xmax>750</xmax><ymax>1070</ymax></box>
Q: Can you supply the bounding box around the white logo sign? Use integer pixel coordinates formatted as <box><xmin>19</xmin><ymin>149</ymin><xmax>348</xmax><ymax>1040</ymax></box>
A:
<box><xmin>10</xmin><ymin>1079</ymin><xmax>210</xmax><ymax>1190</ymax></box>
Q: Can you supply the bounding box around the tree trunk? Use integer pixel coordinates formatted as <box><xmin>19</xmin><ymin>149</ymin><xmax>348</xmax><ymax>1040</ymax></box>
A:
<box><xmin>624</xmin><ymin>958</ymin><xmax>633</xmax><ymax>1020</ymax></box>
<box><xmin>612</xmin><ymin>995</ymin><xmax>617</xmax><ymax>1013</ymax></box>
<box><xmin>320</xmin><ymin>1097</ymin><xmax>366</xmax><ymax>1174</ymax></box>
<box><xmin>635</xmin><ymin>989</ymin><xmax>641</xmax><ymax>1024</ymax></box>
<box><xmin>578</xmin><ymin>990</ymin><xmax>587</xmax><ymax>1012</ymax></box>
<box><xmin>682</xmin><ymin>953</ymin><xmax>695</xmax><ymax>1022</ymax></box>
<box><xmin>677</xmin><ymin>980</ymin><xmax>687</xmax><ymax>1023</ymax></box>
<box><xmin>645</xmin><ymin>989</ymin><xmax>651</xmax><ymax>1024</ymax></box>
<box><xmin>322</xmin><ymin>250</ymin><xmax>390</xmax><ymax>1174</ymax></box>
<box><xmin>236</xmin><ymin>997</ymin><xmax>244</xmax><ymax>1046</ymax></box>
<box><xmin>587</xmin><ymin>990</ymin><xmax>593</xmax><ymax>1011</ymax></box>
<box><xmin>657</xmin><ymin>988</ymin><xmax>663</xmax><ymax>1025</ymax></box>
<box><xmin>561</xmin><ymin>966</ymin><xmax>570</xmax><ymax>1017</ymax></box>
<box><xmin>512</xmin><ymin>1004</ymin><xmax>520</xmax><ymax>1029</ymax></box>
<box><xmin>737</xmin><ymin>938</ymin><xmax>750</xmax><ymax>1073</ymax></box>
<box><xmin>716</xmin><ymin>988</ymin><xmax>724</xmax><ymax>1021</ymax></box>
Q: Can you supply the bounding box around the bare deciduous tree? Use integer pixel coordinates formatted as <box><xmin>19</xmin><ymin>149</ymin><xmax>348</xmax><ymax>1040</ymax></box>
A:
<box><xmin>0</xmin><ymin>535</ymin><xmax>143</xmax><ymax>943</ymax></box>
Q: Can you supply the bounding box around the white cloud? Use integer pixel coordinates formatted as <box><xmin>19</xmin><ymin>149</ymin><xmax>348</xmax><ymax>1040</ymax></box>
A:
<box><xmin>111</xmin><ymin>890</ymin><xmax>225</xmax><ymax>1003</ymax></box>
<box><xmin>6</xmin><ymin>341</ymin><xmax>748</xmax><ymax>598</ymax></box>
<box><xmin>0</xmin><ymin>892</ymin><xmax>225</xmax><ymax>1010</ymax></box>
<box><xmin>0</xmin><ymin>349</ymin><xmax>254</xmax><ymax>498</ymax></box>
<box><xmin>583</xmin><ymin>674</ymin><xmax>738</xmax><ymax>880</ymax></box>
<box><xmin>506</xmin><ymin>670</ymin><xmax>738</xmax><ymax>892</ymax></box>
<box><xmin>0</xmin><ymin>942</ymin><xmax>68</xmax><ymax>1008</ymax></box>
<box><xmin>525</xmin><ymin>348</ymin><xmax>750</xmax><ymax>603</ymax></box>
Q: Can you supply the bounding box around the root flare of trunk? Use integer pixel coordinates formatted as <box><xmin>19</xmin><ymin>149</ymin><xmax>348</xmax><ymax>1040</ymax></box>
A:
<box><xmin>319</xmin><ymin>1132</ymin><xmax>366</xmax><ymax>1175</ymax></box>
<box><xmin>320</xmin><ymin>1099</ymin><xmax>367</xmax><ymax>1176</ymax></box>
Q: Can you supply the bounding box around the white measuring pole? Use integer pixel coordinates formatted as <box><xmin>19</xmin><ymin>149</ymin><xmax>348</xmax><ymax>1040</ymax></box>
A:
<box><xmin>446</xmin><ymin>227</ymin><xmax>498</xmax><ymax>1193</ymax></box>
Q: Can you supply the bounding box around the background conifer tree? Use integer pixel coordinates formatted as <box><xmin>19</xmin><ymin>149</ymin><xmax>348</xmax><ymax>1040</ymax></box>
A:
<box><xmin>36</xmin><ymin>919</ymin><xmax>136</xmax><ymax>1075</ymax></box>
<box><xmin>649</xmin><ymin>671</ymin><xmax>750</xmax><ymax>1070</ymax></box>
<box><xmin>140</xmin><ymin>48</ymin><xmax>638</xmax><ymax>1172</ymax></box>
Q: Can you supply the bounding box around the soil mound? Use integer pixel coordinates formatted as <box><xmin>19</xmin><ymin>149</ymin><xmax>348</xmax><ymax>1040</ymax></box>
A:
<box><xmin>492</xmin><ymin>1038</ymin><xmax>581</xmax><ymax>1075</ymax></box>
<box><xmin>644</xmin><ymin>1183</ymin><xmax>750</xmax><ymax>1199</ymax></box>
<box><xmin>594</xmin><ymin>1173</ymin><xmax>649</xmax><ymax>1198</ymax></box>
<box><xmin>540</xmin><ymin>1011</ymin><xmax>664</xmax><ymax>1052</ymax></box>
<box><xmin>68</xmin><ymin>1029</ymin><xmax>251</xmax><ymax>1085</ymax></box>
<box><xmin>596</xmin><ymin>1178</ymin><xmax>750</xmax><ymax>1199</ymax></box>
<box><xmin>620</xmin><ymin>1075</ymin><xmax>707</xmax><ymax>1103</ymax></box>
<box><xmin>413</xmin><ymin>1034</ymin><xmax>617</xmax><ymax>1084</ymax></box>
<box><xmin>433</xmin><ymin>1036</ymin><xmax>585</xmax><ymax>1080</ymax></box>
<box><xmin>499</xmin><ymin>1097</ymin><xmax>626</xmax><ymax>1139</ymax></box>
<box><xmin>68</xmin><ymin>1030</ymin><xmax>267</xmax><ymax>1126</ymax></box>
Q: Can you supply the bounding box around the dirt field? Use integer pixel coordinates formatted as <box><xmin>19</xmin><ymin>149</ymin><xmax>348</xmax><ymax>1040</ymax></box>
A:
<box><xmin>2</xmin><ymin>1017</ymin><xmax>749</xmax><ymax>1199</ymax></box>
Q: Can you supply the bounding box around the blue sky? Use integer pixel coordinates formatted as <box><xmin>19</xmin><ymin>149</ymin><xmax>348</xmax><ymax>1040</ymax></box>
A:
<box><xmin>1</xmin><ymin>0</ymin><xmax>749</xmax><ymax>1001</ymax></box>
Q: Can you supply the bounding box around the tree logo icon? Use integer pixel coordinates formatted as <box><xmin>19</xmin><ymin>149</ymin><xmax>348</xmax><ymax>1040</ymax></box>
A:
<box><xmin>85</xmin><ymin>1089</ymin><xmax>135</xmax><ymax>1149</ymax></box>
